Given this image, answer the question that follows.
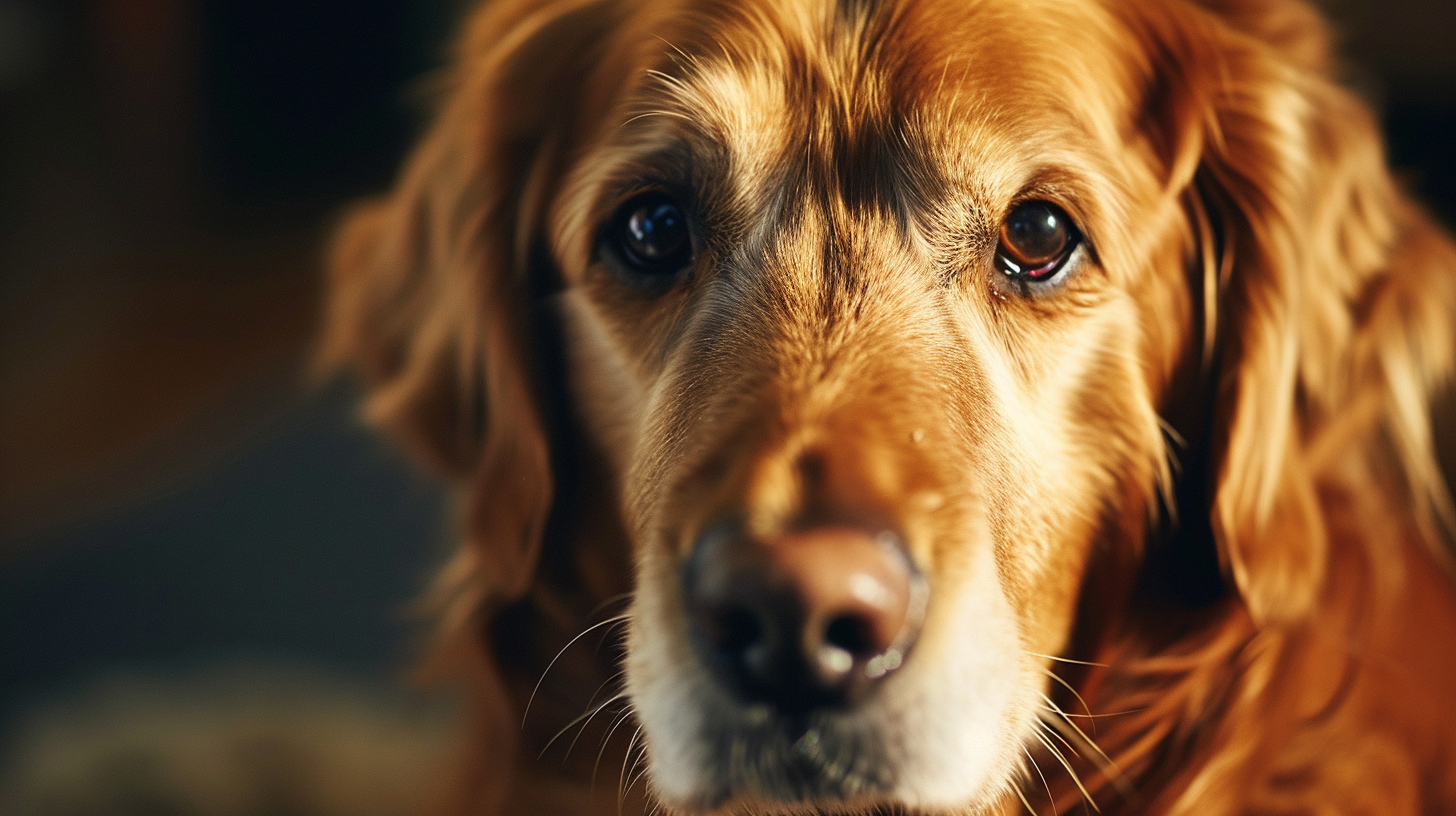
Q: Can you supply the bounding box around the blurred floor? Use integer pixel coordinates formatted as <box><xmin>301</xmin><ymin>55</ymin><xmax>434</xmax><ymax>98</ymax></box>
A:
<box><xmin>0</xmin><ymin>663</ymin><xmax>458</xmax><ymax>816</ymax></box>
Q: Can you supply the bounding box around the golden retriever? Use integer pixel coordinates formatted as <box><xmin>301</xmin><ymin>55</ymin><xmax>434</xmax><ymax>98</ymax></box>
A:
<box><xmin>322</xmin><ymin>0</ymin><xmax>1456</xmax><ymax>812</ymax></box>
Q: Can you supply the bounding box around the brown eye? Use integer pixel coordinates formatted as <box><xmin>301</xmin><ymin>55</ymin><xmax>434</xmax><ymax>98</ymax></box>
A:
<box><xmin>997</xmin><ymin>201</ymin><xmax>1078</xmax><ymax>281</ymax></box>
<box><xmin>611</xmin><ymin>192</ymin><xmax>693</xmax><ymax>277</ymax></box>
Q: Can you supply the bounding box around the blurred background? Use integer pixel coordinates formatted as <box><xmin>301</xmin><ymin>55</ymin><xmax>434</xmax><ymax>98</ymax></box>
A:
<box><xmin>0</xmin><ymin>0</ymin><xmax>1452</xmax><ymax>812</ymax></box>
<box><xmin>0</xmin><ymin>1</ymin><xmax>466</xmax><ymax>812</ymax></box>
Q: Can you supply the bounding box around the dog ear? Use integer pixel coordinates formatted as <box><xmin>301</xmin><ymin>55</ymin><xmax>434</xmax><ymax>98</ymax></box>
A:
<box><xmin>322</xmin><ymin>0</ymin><xmax>621</xmax><ymax>619</ymax></box>
<box><xmin>1156</xmin><ymin>1</ymin><xmax>1456</xmax><ymax>621</ymax></box>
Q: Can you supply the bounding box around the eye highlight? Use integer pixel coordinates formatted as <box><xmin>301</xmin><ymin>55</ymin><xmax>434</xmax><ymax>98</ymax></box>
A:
<box><xmin>996</xmin><ymin>201</ymin><xmax>1080</xmax><ymax>282</ymax></box>
<box><xmin>606</xmin><ymin>192</ymin><xmax>693</xmax><ymax>279</ymax></box>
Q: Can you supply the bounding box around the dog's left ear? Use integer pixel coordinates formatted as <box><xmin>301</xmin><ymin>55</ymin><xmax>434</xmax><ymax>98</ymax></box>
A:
<box><xmin>1150</xmin><ymin>0</ymin><xmax>1456</xmax><ymax>621</ymax></box>
<box><xmin>321</xmin><ymin>0</ymin><xmax>625</xmax><ymax>616</ymax></box>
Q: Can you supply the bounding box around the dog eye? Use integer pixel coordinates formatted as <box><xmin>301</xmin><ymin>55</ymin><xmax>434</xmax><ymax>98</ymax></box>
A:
<box><xmin>610</xmin><ymin>193</ymin><xmax>693</xmax><ymax>277</ymax></box>
<box><xmin>996</xmin><ymin>201</ymin><xmax>1079</xmax><ymax>282</ymax></box>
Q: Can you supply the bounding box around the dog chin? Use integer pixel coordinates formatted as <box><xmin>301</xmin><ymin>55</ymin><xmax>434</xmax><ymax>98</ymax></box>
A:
<box><xmin>628</xmin><ymin>544</ymin><xmax>1031</xmax><ymax>815</ymax></box>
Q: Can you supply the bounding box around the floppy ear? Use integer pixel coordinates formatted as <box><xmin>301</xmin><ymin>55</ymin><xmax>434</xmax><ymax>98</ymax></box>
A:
<box><xmin>321</xmin><ymin>0</ymin><xmax>621</xmax><ymax>625</ymax></box>
<box><xmin>1163</xmin><ymin>0</ymin><xmax>1456</xmax><ymax>621</ymax></box>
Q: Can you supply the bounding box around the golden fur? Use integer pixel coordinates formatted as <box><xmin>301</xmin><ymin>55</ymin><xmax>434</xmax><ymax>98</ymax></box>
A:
<box><xmin>323</xmin><ymin>0</ymin><xmax>1456</xmax><ymax>812</ymax></box>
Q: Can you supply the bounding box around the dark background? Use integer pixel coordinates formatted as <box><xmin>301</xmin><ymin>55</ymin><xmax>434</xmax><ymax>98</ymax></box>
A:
<box><xmin>0</xmin><ymin>0</ymin><xmax>464</xmax><ymax>729</ymax></box>
<box><xmin>0</xmin><ymin>0</ymin><xmax>1453</xmax><ymax>756</ymax></box>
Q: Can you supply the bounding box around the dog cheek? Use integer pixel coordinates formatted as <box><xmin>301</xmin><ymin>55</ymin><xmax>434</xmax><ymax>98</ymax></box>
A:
<box><xmin>890</xmin><ymin>533</ymin><xmax>1036</xmax><ymax>809</ymax></box>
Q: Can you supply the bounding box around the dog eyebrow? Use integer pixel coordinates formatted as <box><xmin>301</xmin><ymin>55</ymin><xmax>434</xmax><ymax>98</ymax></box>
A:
<box><xmin>796</xmin><ymin>108</ymin><xmax>939</xmax><ymax>229</ymax></box>
<box><xmin>625</xmin><ymin>9</ymin><xmax>958</xmax><ymax>234</ymax></box>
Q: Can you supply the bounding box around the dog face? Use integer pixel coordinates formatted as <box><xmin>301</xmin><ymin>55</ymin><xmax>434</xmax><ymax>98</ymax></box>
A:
<box><xmin>326</xmin><ymin>0</ymin><xmax>1456</xmax><ymax>812</ymax></box>
<box><xmin>548</xmin><ymin>2</ymin><xmax>1180</xmax><ymax>809</ymax></box>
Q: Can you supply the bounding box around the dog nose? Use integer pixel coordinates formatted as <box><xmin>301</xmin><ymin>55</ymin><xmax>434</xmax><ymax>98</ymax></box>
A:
<box><xmin>683</xmin><ymin>524</ymin><xmax>926</xmax><ymax>713</ymax></box>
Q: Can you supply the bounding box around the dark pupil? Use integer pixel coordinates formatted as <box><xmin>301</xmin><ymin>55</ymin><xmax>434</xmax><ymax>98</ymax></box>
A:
<box><xmin>625</xmin><ymin>202</ymin><xmax>688</xmax><ymax>264</ymax></box>
<box><xmin>1004</xmin><ymin>203</ymin><xmax>1068</xmax><ymax>267</ymax></box>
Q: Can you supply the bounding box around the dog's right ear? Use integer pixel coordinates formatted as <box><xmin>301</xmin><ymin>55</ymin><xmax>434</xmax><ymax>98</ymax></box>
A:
<box><xmin>321</xmin><ymin>0</ymin><xmax>621</xmax><ymax>615</ymax></box>
<box><xmin>1141</xmin><ymin>0</ymin><xmax>1456</xmax><ymax>622</ymax></box>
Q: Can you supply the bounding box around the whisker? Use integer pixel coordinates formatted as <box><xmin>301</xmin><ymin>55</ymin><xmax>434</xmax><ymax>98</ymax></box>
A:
<box><xmin>1037</xmin><ymin>717</ymin><xmax>1079</xmax><ymax>758</ymax></box>
<box><xmin>622</xmin><ymin>736</ymin><xmax>653</xmax><ymax>809</ymax></box>
<box><xmin>567</xmin><ymin>677</ymin><xmax>629</xmax><ymax>760</ymax></box>
<box><xmin>1013</xmin><ymin>775</ymin><xmax>1039</xmax><ymax>815</ymax></box>
<box><xmin>1040</xmin><ymin>668</ymin><xmax>1099</xmax><ymax>734</ymax></box>
<box><xmin>538</xmin><ymin>691</ymin><xmax>626</xmax><ymax>760</ymax></box>
<box><xmin>593</xmin><ymin>705</ymin><xmax>638</xmax><ymax>789</ymax></box>
<box><xmin>1044</xmin><ymin>708</ymin><xmax>1145</xmax><ymax>719</ymax></box>
<box><xmin>1040</xmin><ymin>695</ymin><xmax>1117</xmax><ymax>768</ymax></box>
<box><xmin>1041</xmin><ymin>695</ymin><xmax>1135</xmax><ymax>800</ymax></box>
<box><xmin>524</xmin><ymin>613</ymin><xmax>630</xmax><ymax>728</ymax></box>
<box><xmin>581</xmin><ymin>668</ymin><xmax>626</xmax><ymax>712</ymax></box>
<box><xmin>618</xmin><ymin>724</ymin><xmax>645</xmax><ymax>815</ymax></box>
<box><xmin>1033</xmin><ymin>730</ymin><xmax>1099</xmax><ymax>812</ymax></box>
<box><xmin>1024</xmin><ymin>651</ymin><xmax>1109</xmax><ymax>668</ymax></box>
<box><xmin>542</xmin><ymin>670</ymin><xmax>625</xmax><ymax>759</ymax></box>
<box><xmin>587</xmin><ymin>592</ymin><xmax>634</xmax><ymax>621</ymax></box>
<box><xmin>1023</xmin><ymin>745</ymin><xmax>1055</xmax><ymax>812</ymax></box>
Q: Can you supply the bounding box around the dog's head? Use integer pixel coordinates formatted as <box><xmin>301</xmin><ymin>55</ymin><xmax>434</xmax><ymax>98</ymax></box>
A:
<box><xmin>324</xmin><ymin>0</ymin><xmax>1456</xmax><ymax>812</ymax></box>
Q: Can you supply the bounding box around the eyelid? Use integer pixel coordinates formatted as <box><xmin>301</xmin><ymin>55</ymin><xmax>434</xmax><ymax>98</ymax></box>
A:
<box><xmin>599</xmin><ymin>177</ymin><xmax>697</xmax><ymax>224</ymax></box>
<box><xmin>989</xmin><ymin>242</ymin><xmax>1089</xmax><ymax>298</ymax></box>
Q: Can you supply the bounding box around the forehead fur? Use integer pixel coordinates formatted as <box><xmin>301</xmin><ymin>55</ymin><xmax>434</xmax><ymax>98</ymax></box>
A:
<box><xmin>554</xmin><ymin>0</ymin><xmax>1172</xmax><ymax>273</ymax></box>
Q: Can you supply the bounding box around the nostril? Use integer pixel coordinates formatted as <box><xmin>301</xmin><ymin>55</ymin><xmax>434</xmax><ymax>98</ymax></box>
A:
<box><xmin>699</xmin><ymin>605</ymin><xmax>779</xmax><ymax>682</ymax></box>
<box><xmin>824</xmin><ymin>614</ymin><xmax>874</xmax><ymax>657</ymax></box>
<box><xmin>715</xmin><ymin>607</ymin><xmax>763</xmax><ymax>652</ymax></box>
